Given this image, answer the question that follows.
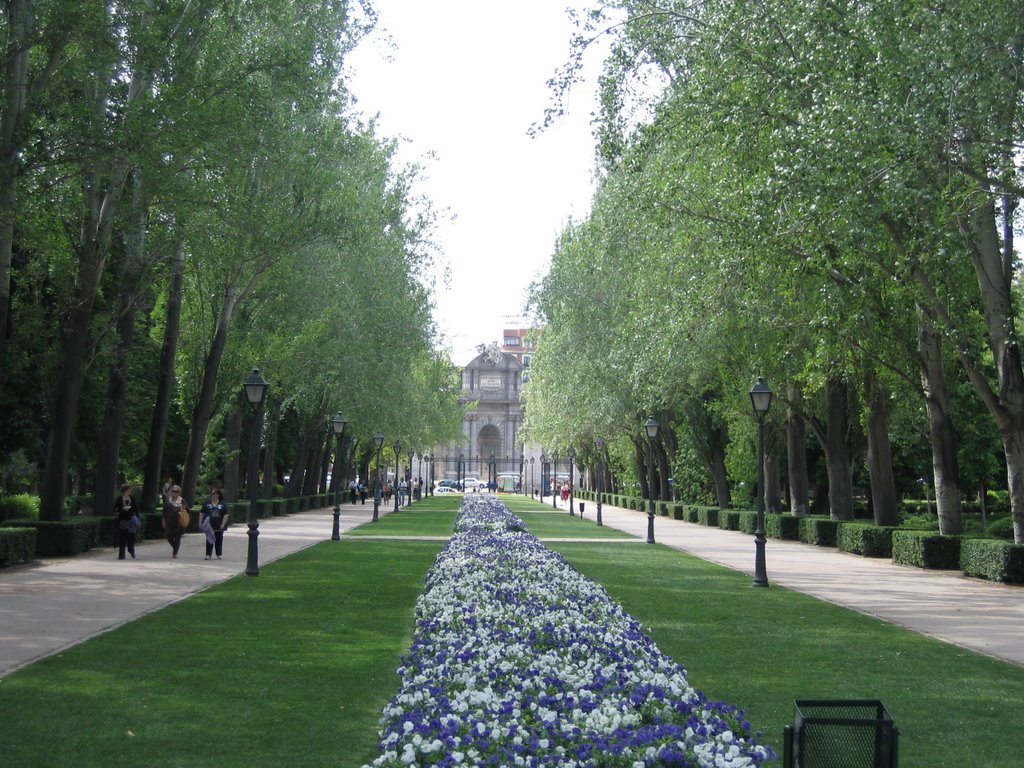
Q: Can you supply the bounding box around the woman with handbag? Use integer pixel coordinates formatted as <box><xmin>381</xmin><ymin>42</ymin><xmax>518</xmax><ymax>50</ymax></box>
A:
<box><xmin>199</xmin><ymin>488</ymin><xmax>229</xmax><ymax>560</ymax></box>
<box><xmin>113</xmin><ymin>483</ymin><xmax>139</xmax><ymax>560</ymax></box>
<box><xmin>162</xmin><ymin>485</ymin><xmax>187</xmax><ymax>559</ymax></box>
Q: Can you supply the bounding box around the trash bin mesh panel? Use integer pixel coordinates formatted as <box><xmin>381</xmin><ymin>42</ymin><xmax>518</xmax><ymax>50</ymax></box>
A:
<box><xmin>799</xmin><ymin>721</ymin><xmax>895</xmax><ymax>768</ymax></box>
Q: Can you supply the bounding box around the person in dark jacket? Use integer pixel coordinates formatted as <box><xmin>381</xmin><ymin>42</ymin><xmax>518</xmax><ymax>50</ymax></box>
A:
<box><xmin>114</xmin><ymin>483</ymin><xmax>139</xmax><ymax>560</ymax></box>
<box><xmin>199</xmin><ymin>489</ymin><xmax>230</xmax><ymax>560</ymax></box>
<box><xmin>162</xmin><ymin>485</ymin><xmax>186</xmax><ymax>559</ymax></box>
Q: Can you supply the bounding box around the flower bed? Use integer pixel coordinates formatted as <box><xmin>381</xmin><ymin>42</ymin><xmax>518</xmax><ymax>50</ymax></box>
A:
<box><xmin>363</xmin><ymin>495</ymin><xmax>774</xmax><ymax>767</ymax></box>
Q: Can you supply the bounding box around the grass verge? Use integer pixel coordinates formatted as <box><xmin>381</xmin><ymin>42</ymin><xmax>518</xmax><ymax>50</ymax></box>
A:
<box><xmin>1</xmin><ymin>498</ymin><xmax>1020</xmax><ymax>767</ymax></box>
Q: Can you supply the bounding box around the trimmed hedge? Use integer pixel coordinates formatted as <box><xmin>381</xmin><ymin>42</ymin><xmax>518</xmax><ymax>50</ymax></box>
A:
<box><xmin>671</xmin><ymin>504</ymin><xmax>685</xmax><ymax>521</ymax></box>
<box><xmin>800</xmin><ymin>517</ymin><xmax>840</xmax><ymax>547</ymax></box>
<box><xmin>0</xmin><ymin>526</ymin><xmax>37</xmax><ymax>566</ymax></box>
<box><xmin>737</xmin><ymin>511</ymin><xmax>759</xmax><ymax>534</ymax></box>
<box><xmin>5</xmin><ymin>517</ymin><xmax>101</xmax><ymax>556</ymax></box>
<box><xmin>697</xmin><ymin>507</ymin><xmax>719</xmax><ymax>527</ymax></box>
<box><xmin>765</xmin><ymin>514</ymin><xmax>801</xmax><ymax>540</ymax></box>
<box><xmin>718</xmin><ymin>511</ymin><xmax>740</xmax><ymax>531</ymax></box>
<box><xmin>0</xmin><ymin>493</ymin><xmax>39</xmax><ymax>523</ymax></box>
<box><xmin>272</xmin><ymin>498</ymin><xmax>287</xmax><ymax>517</ymax></box>
<box><xmin>891</xmin><ymin>530</ymin><xmax>961</xmax><ymax>569</ymax></box>
<box><xmin>837</xmin><ymin>524</ymin><xmax>895</xmax><ymax>558</ymax></box>
<box><xmin>684</xmin><ymin>506</ymin><xmax>700</xmax><ymax>524</ymax></box>
<box><xmin>960</xmin><ymin>538</ymin><xmax>1024</xmax><ymax>583</ymax></box>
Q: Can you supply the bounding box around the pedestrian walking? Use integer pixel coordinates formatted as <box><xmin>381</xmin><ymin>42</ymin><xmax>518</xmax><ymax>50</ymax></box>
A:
<box><xmin>199</xmin><ymin>488</ymin><xmax>229</xmax><ymax>560</ymax></box>
<box><xmin>162</xmin><ymin>485</ymin><xmax>187</xmax><ymax>559</ymax></box>
<box><xmin>113</xmin><ymin>483</ymin><xmax>140</xmax><ymax>560</ymax></box>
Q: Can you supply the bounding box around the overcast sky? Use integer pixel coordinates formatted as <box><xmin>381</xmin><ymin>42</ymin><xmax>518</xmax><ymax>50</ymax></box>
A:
<box><xmin>346</xmin><ymin>1</ymin><xmax>605</xmax><ymax>365</ymax></box>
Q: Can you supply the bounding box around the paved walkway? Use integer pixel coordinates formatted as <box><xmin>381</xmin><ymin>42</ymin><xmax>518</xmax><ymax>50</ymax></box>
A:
<box><xmin>2</xmin><ymin>496</ymin><xmax>1023</xmax><ymax>678</ymax></box>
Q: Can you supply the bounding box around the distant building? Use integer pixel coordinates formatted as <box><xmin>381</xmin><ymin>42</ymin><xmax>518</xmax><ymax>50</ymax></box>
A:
<box><xmin>500</xmin><ymin>327</ymin><xmax>538</xmax><ymax>369</ymax></box>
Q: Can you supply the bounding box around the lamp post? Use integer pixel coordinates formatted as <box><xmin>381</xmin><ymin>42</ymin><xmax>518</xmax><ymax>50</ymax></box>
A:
<box><xmin>425</xmin><ymin>455</ymin><xmax>432</xmax><ymax>496</ymax></box>
<box><xmin>644</xmin><ymin>417</ymin><xmax>659</xmax><ymax>544</ymax></box>
<box><xmin>595</xmin><ymin>437</ymin><xmax>605</xmax><ymax>527</ymax></box>
<box><xmin>243</xmin><ymin>368</ymin><xmax>268</xmax><ymax>576</ymax></box>
<box><xmin>415</xmin><ymin>452</ymin><xmax>422</xmax><ymax>500</ymax></box>
<box><xmin>529</xmin><ymin>457</ymin><xmax>535</xmax><ymax>498</ymax></box>
<box><xmin>393</xmin><ymin>441</ymin><xmax>402</xmax><ymax>512</ymax></box>
<box><xmin>750</xmin><ymin>377</ymin><xmax>773</xmax><ymax>588</ymax></box>
<box><xmin>372</xmin><ymin>432</ymin><xmax>384</xmax><ymax>522</ymax></box>
<box><xmin>406</xmin><ymin>449</ymin><xmax>414</xmax><ymax>505</ymax></box>
<box><xmin>539</xmin><ymin>451</ymin><xmax>546</xmax><ymax>500</ymax></box>
<box><xmin>489</xmin><ymin>452</ymin><xmax>495</xmax><ymax>492</ymax></box>
<box><xmin>519</xmin><ymin>452</ymin><xmax>525</xmax><ymax>496</ymax></box>
<box><xmin>330</xmin><ymin>412</ymin><xmax>348</xmax><ymax>541</ymax></box>
<box><xmin>567</xmin><ymin>446</ymin><xmax>577</xmax><ymax>516</ymax></box>
<box><xmin>458</xmin><ymin>453</ymin><xmax>464</xmax><ymax>491</ymax></box>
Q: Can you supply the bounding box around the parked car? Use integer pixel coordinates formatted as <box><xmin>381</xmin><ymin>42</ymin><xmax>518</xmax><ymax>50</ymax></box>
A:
<box><xmin>462</xmin><ymin>477</ymin><xmax>486</xmax><ymax>491</ymax></box>
<box><xmin>435</xmin><ymin>486</ymin><xmax>458</xmax><ymax>494</ymax></box>
<box><xmin>437</xmin><ymin>479</ymin><xmax>461</xmax><ymax>491</ymax></box>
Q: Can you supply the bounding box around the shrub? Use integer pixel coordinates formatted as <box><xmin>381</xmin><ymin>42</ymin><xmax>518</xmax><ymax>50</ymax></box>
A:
<box><xmin>5</xmin><ymin>517</ymin><xmax>101</xmax><ymax>556</ymax></box>
<box><xmin>765</xmin><ymin>514</ymin><xmax>801</xmax><ymax>540</ymax></box>
<box><xmin>671</xmin><ymin>504</ymin><xmax>685</xmax><ymax>521</ymax></box>
<box><xmin>985</xmin><ymin>517</ymin><xmax>1014</xmax><ymax>540</ymax></box>
<box><xmin>900</xmin><ymin>513</ymin><xmax>939</xmax><ymax>530</ymax></box>
<box><xmin>0</xmin><ymin>494</ymin><xmax>40</xmax><ymax>523</ymax></box>
<box><xmin>257</xmin><ymin>499</ymin><xmax>274</xmax><ymax>519</ymax></box>
<box><xmin>960</xmin><ymin>538</ymin><xmax>1024</xmax><ymax>583</ymax></box>
<box><xmin>272</xmin><ymin>498</ymin><xmax>287</xmax><ymax>516</ymax></box>
<box><xmin>684</xmin><ymin>505</ymin><xmax>700</xmax><ymax>523</ymax></box>
<box><xmin>800</xmin><ymin>517</ymin><xmax>840</xmax><ymax>547</ymax></box>
<box><xmin>837</xmin><ymin>523</ymin><xmax>894</xmax><ymax>558</ymax></box>
<box><xmin>0</xmin><ymin>526</ymin><xmax>37</xmax><ymax>566</ymax></box>
<box><xmin>891</xmin><ymin>530</ymin><xmax>961</xmax><ymax>569</ymax></box>
<box><xmin>737</xmin><ymin>510</ymin><xmax>759</xmax><ymax>534</ymax></box>
<box><xmin>658</xmin><ymin>501</ymin><xmax>669</xmax><ymax>517</ymax></box>
<box><xmin>718</xmin><ymin>511</ymin><xmax>740</xmax><ymax>531</ymax></box>
<box><xmin>697</xmin><ymin>507</ymin><xmax>719</xmax><ymax>527</ymax></box>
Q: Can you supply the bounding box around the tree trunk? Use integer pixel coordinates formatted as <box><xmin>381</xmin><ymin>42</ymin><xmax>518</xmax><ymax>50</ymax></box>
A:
<box><xmin>806</xmin><ymin>376</ymin><xmax>854</xmax><ymax>522</ymax></box>
<box><xmin>38</xmin><ymin>170</ymin><xmax>129</xmax><ymax>519</ymax></box>
<box><xmin>786</xmin><ymin>385</ymin><xmax>810</xmax><ymax>516</ymax></box>
<box><xmin>633</xmin><ymin>438</ymin><xmax>648</xmax><ymax>499</ymax></box>
<box><xmin>93</xmin><ymin>168</ymin><xmax>148</xmax><ymax>519</ymax></box>
<box><xmin>864</xmin><ymin>369</ymin><xmax>900</xmax><ymax>527</ymax></box>
<box><xmin>709</xmin><ymin>436</ymin><xmax>731</xmax><ymax>509</ymax></box>
<box><xmin>958</xmin><ymin>200</ymin><xmax>1024</xmax><ymax>544</ymax></box>
<box><xmin>764</xmin><ymin>452</ymin><xmax>781</xmax><ymax>513</ymax></box>
<box><xmin>223</xmin><ymin>404</ymin><xmax>241</xmax><ymax>503</ymax></box>
<box><xmin>142</xmin><ymin>239</ymin><xmax>185</xmax><ymax>515</ymax></box>
<box><xmin>181</xmin><ymin>284</ymin><xmax>237</xmax><ymax>506</ymax></box>
<box><xmin>262</xmin><ymin>394</ymin><xmax>282</xmax><ymax>498</ymax></box>
<box><xmin>286</xmin><ymin>430</ymin><xmax>312</xmax><ymax>497</ymax></box>
<box><xmin>917</xmin><ymin>311</ymin><xmax>962</xmax><ymax>533</ymax></box>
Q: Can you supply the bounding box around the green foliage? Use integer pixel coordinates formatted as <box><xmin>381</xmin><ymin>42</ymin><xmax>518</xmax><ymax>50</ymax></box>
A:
<box><xmin>800</xmin><ymin>517</ymin><xmax>840</xmax><ymax>547</ymax></box>
<box><xmin>696</xmin><ymin>507</ymin><xmax>719</xmax><ymax>527</ymax></box>
<box><xmin>891</xmin><ymin>530</ymin><xmax>961</xmax><ymax>570</ymax></box>
<box><xmin>959</xmin><ymin>539</ymin><xmax>1024</xmax><ymax>583</ymax></box>
<box><xmin>0</xmin><ymin>526</ymin><xmax>37</xmax><ymax>566</ymax></box>
<box><xmin>718</xmin><ymin>510</ymin><xmax>740</xmax><ymax>531</ymax></box>
<box><xmin>837</xmin><ymin>523</ymin><xmax>895</xmax><ymax>558</ymax></box>
<box><xmin>0</xmin><ymin>494</ymin><xmax>40</xmax><ymax>523</ymax></box>
<box><xmin>765</xmin><ymin>514</ymin><xmax>801</xmax><ymax>540</ymax></box>
<box><xmin>0</xmin><ymin>451</ymin><xmax>37</xmax><ymax>495</ymax></box>
<box><xmin>5</xmin><ymin>518</ymin><xmax>101</xmax><ymax>556</ymax></box>
<box><xmin>985</xmin><ymin>517</ymin><xmax>1015</xmax><ymax>540</ymax></box>
<box><xmin>737</xmin><ymin>510</ymin><xmax>758</xmax><ymax>535</ymax></box>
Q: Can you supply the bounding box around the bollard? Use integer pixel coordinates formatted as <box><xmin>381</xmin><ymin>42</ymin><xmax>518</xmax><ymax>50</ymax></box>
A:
<box><xmin>578</xmin><ymin>502</ymin><xmax>585</xmax><ymax>517</ymax></box>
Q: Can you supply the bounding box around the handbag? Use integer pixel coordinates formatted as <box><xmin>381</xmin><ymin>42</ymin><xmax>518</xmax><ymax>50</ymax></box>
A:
<box><xmin>178</xmin><ymin>506</ymin><xmax>190</xmax><ymax>528</ymax></box>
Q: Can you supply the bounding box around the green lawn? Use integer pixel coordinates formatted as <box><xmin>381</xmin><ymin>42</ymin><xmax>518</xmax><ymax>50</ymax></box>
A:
<box><xmin>0</xmin><ymin>498</ymin><xmax>1020</xmax><ymax>767</ymax></box>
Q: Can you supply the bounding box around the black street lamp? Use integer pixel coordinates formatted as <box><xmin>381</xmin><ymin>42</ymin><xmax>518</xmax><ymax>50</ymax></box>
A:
<box><xmin>539</xmin><ymin>451</ymin><xmax>546</xmax><ymax>500</ymax></box>
<box><xmin>416</xmin><ymin>452</ymin><xmax>422</xmax><ymax>499</ymax></box>
<box><xmin>393</xmin><ymin>441</ymin><xmax>402</xmax><ymax>512</ymax></box>
<box><xmin>330</xmin><ymin>412</ymin><xmax>348</xmax><ymax>541</ymax></box>
<box><xmin>567</xmin><ymin>446</ymin><xmax>577</xmax><ymax>517</ymax></box>
<box><xmin>372</xmin><ymin>432</ymin><xmax>384</xmax><ymax>522</ymax></box>
<box><xmin>595</xmin><ymin>437</ymin><xmax>605</xmax><ymax>526</ymax></box>
<box><xmin>458</xmin><ymin>453</ymin><xmax>465</xmax><ymax>491</ymax></box>
<box><xmin>243</xmin><ymin>368</ymin><xmax>268</xmax><ymax>576</ymax></box>
<box><xmin>489</xmin><ymin>452</ymin><xmax>495</xmax><ymax>492</ymax></box>
<box><xmin>552</xmin><ymin>450</ymin><xmax>559</xmax><ymax>509</ymax></box>
<box><xmin>529</xmin><ymin>456</ymin><xmax>535</xmax><ymax>498</ymax></box>
<box><xmin>519</xmin><ymin>452</ymin><xmax>525</xmax><ymax>496</ymax></box>
<box><xmin>644</xmin><ymin>417</ymin><xmax>659</xmax><ymax>544</ymax></box>
<box><xmin>750</xmin><ymin>376</ymin><xmax>774</xmax><ymax>588</ymax></box>
<box><xmin>425</xmin><ymin>454</ymin><xmax>432</xmax><ymax>496</ymax></box>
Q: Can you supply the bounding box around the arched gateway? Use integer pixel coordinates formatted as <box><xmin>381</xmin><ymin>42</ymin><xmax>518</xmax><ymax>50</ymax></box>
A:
<box><xmin>433</xmin><ymin>346</ymin><xmax>524</xmax><ymax>484</ymax></box>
